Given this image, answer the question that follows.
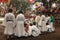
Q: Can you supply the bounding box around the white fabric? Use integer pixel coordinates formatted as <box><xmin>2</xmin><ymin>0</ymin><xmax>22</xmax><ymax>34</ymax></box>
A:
<box><xmin>14</xmin><ymin>14</ymin><xmax>25</xmax><ymax>37</ymax></box>
<box><xmin>28</xmin><ymin>26</ymin><xmax>32</xmax><ymax>36</ymax></box>
<box><xmin>46</xmin><ymin>25</ymin><xmax>51</xmax><ymax>32</ymax></box>
<box><xmin>35</xmin><ymin>15</ymin><xmax>41</xmax><ymax>31</ymax></box>
<box><xmin>38</xmin><ymin>15</ymin><xmax>45</xmax><ymax>26</ymax></box>
<box><xmin>45</xmin><ymin>16</ymin><xmax>50</xmax><ymax>31</ymax></box>
<box><xmin>52</xmin><ymin>3</ymin><xmax>56</xmax><ymax>8</ymax></box>
<box><xmin>40</xmin><ymin>15</ymin><xmax>47</xmax><ymax>32</ymax></box>
<box><xmin>24</xmin><ymin>32</ymin><xmax>29</xmax><ymax>37</ymax></box>
<box><xmin>31</xmin><ymin>25</ymin><xmax>41</xmax><ymax>37</ymax></box>
<box><xmin>28</xmin><ymin>25</ymin><xmax>41</xmax><ymax>37</ymax></box>
<box><xmin>32</xmin><ymin>4</ymin><xmax>36</xmax><ymax>10</ymax></box>
<box><xmin>35</xmin><ymin>15</ymin><xmax>40</xmax><ymax>24</ymax></box>
<box><xmin>24</xmin><ymin>19</ymin><xmax>32</xmax><ymax>37</ymax></box>
<box><xmin>45</xmin><ymin>17</ymin><xmax>51</xmax><ymax>24</ymax></box>
<box><xmin>25</xmin><ymin>25</ymin><xmax>41</xmax><ymax>37</ymax></box>
<box><xmin>45</xmin><ymin>16</ymin><xmax>55</xmax><ymax>32</ymax></box>
<box><xmin>49</xmin><ymin>22</ymin><xmax>55</xmax><ymax>31</ymax></box>
<box><xmin>4</xmin><ymin>13</ymin><xmax>15</xmax><ymax>35</ymax></box>
<box><xmin>46</xmin><ymin>24</ymin><xmax>55</xmax><ymax>32</ymax></box>
<box><xmin>24</xmin><ymin>26</ymin><xmax>32</xmax><ymax>37</ymax></box>
<box><xmin>46</xmin><ymin>25</ymin><xmax>51</xmax><ymax>29</ymax></box>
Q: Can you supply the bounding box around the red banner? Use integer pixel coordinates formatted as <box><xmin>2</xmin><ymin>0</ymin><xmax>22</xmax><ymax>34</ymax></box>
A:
<box><xmin>0</xmin><ymin>0</ymin><xmax>2</xmax><ymax>2</ymax></box>
<box><xmin>0</xmin><ymin>0</ymin><xmax>8</xmax><ymax>3</ymax></box>
<box><xmin>4</xmin><ymin>0</ymin><xmax>8</xmax><ymax>3</ymax></box>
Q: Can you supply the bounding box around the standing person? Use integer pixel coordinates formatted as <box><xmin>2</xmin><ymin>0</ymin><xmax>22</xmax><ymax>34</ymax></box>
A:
<box><xmin>14</xmin><ymin>12</ymin><xmax>25</xmax><ymax>37</ymax></box>
<box><xmin>35</xmin><ymin>14</ymin><xmax>41</xmax><ymax>31</ymax></box>
<box><xmin>50</xmin><ymin>14</ymin><xmax>55</xmax><ymax>32</ymax></box>
<box><xmin>3</xmin><ymin>9</ymin><xmax>15</xmax><ymax>39</ymax></box>
<box><xmin>35</xmin><ymin>14</ymin><xmax>40</xmax><ymax>27</ymax></box>
<box><xmin>40</xmin><ymin>13</ymin><xmax>46</xmax><ymax>32</ymax></box>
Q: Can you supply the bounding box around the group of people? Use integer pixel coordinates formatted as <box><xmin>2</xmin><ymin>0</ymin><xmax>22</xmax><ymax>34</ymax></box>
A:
<box><xmin>3</xmin><ymin>9</ymin><xmax>55</xmax><ymax>39</ymax></box>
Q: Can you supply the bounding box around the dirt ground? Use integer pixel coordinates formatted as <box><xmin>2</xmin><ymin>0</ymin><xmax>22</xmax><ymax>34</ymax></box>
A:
<box><xmin>0</xmin><ymin>25</ymin><xmax>60</xmax><ymax>40</ymax></box>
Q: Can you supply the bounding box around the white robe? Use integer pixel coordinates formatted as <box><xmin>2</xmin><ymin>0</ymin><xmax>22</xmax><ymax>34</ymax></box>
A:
<box><xmin>46</xmin><ymin>25</ymin><xmax>52</xmax><ymax>32</ymax></box>
<box><xmin>4</xmin><ymin>13</ymin><xmax>15</xmax><ymax>35</ymax></box>
<box><xmin>35</xmin><ymin>15</ymin><xmax>41</xmax><ymax>33</ymax></box>
<box><xmin>46</xmin><ymin>25</ymin><xmax>55</xmax><ymax>32</ymax></box>
<box><xmin>45</xmin><ymin>17</ymin><xmax>51</xmax><ymax>24</ymax></box>
<box><xmin>46</xmin><ymin>16</ymin><xmax>55</xmax><ymax>32</ymax></box>
<box><xmin>35</xmin><ymin>15</ymin><xmax>40</xmax><ymax>27</ymax></box>
<box><xmin>31</xmin><ymin>25</ymin><xmax>41</xmax><ymax>37</ymax></box>
<box><xmin>27</xmin><ymin>25</ymin><xmax>41</xmax><ymax>37</ymax></box>
<box><xmin>49</xmin><ymin>22</ymin><xmax>55</xmax><ymax>32</ymax></box>
<box><xmin>45</xmin><ymin>16</ymin><xmax>51</xmax><ymax>31</ymax></box>
<box><xmin>14</xmin><ymin>14</ymin><xmax>25</xmax><ymax>37</ymax></box>
<box><xmin>40</xmin><ymin>15</ymin><xmax>47</xmax><ymax>32</ymax></box>
<box><xmin>45</xmin><ymin>16</ymin><xmax>55</xmax><ymax>32</ymax></box>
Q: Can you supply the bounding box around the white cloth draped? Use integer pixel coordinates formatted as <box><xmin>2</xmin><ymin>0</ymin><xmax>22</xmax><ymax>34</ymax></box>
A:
<box><xmin>4</xmin><ymin>13</ymin><xmax>15</xmax><ymax>35</ymax></box>
<box><xmin>27</xmin><ymin>25</ymin><xmax>41</xmax><ymax>37</ymax></box>
<box><xmin>45</xmin><ymin>16</ymin><xmax>55</xmax><ymax>32</ymax></box>
<box><xmin>31</xmin><ymin>25</ymin><xmax>41</xmax><ymax>37</ymax></box>
<box><xmin>35</xmin><ymin>15</ymin><xmax>41</xmax><ymax>26</ymax></box>
<box><xmin>49</xmin><ymin>22</ymin><xmax>55</xmax><ymax>32</ymax></box>
<box><xmin>40</xmin><ymin>15</ymin><xmax>47</xmax><ymax>32</ymax></box>
<box><xmin>14</xmin><ymin>14</ymin><xmax>25</xmax><ymax>37</ymax></box>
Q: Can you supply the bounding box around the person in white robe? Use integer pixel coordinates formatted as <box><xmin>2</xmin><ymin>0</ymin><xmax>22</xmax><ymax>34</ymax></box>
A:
<box><xmin>3</xmin><ymin>9</ymin><xmax>15</xmax><ymax>39</ymax></box>
<box><xmin>45</xmin><ymin>14</ymin><xmax>51</xmax><ymax>31</ymax></box>
<box><xmin>35</xmin><ymin>14</ymin><xmax>40</xmax><ymax>27</ymax></box>
<box><xmin>14</xmin><ymin>13</ymin><xmax>25</xmax><ymax>37</ymax></box>
<box><xmin>46</xmin><ymin>23</ymin><xmax>53</xmax><ymax>32</ymax></box>
<box><xmin>35</xmin><ymin>14</ymin><xmax>41</xmax><ymax>33</ymax></box>
<box><xmin>49</xmin><ymin>22</ymin><xmax>55</xmax><ymax>32</ymax></box>
<box><xmin>46</xmin><ymin>14</ymin><xmax>55</xmax><ymax>32</ymax></box>
<box><xmin>31</xmin><ymin>25</ymin><xmax>41</xmax><ymax>37</ymax></box>
<box><xmin>28</xmin><ymin>23</ymin><xmax>41</xmax><ymax>37</ymax></box>
<box><xmin>24</xmin><ymin>19</ymin><xmax>31</xmax><ymax>37</ymax></box>
<box><xmin>40</xmin><ymin>14</ymin><xmax>47</xmax><ymax>32</ymax></box>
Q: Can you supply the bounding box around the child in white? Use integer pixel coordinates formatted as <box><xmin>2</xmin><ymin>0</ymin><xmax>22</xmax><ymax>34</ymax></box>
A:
<box><xmin>46</xmin><ymin>23</ymin><xmax>53</xmax><ymax>32</ymax></box>
<box><xmin>28</xmin><ymin>23</ymin><xmax>41</xmax><ymax>37</ymax></box>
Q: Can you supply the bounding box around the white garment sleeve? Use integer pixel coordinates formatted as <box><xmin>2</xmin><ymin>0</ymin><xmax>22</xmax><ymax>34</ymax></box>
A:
<box><xmin>32</xmin><ymin>26</ymin><xmax>40</xmax><ymax>37</ymax></box>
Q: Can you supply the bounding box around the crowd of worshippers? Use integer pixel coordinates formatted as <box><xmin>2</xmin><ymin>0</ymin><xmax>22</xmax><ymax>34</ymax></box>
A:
<box><xmin>3</xmin><ymin>9</ymin><xmax>55</xmax><ymax>39</ymax></box>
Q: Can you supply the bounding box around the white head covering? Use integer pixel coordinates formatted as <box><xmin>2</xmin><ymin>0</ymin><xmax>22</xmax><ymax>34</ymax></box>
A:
<box><xmin>52</xmin><ymin>3</ymin><xmax>56</xmax><ymax>8</ymax></box>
